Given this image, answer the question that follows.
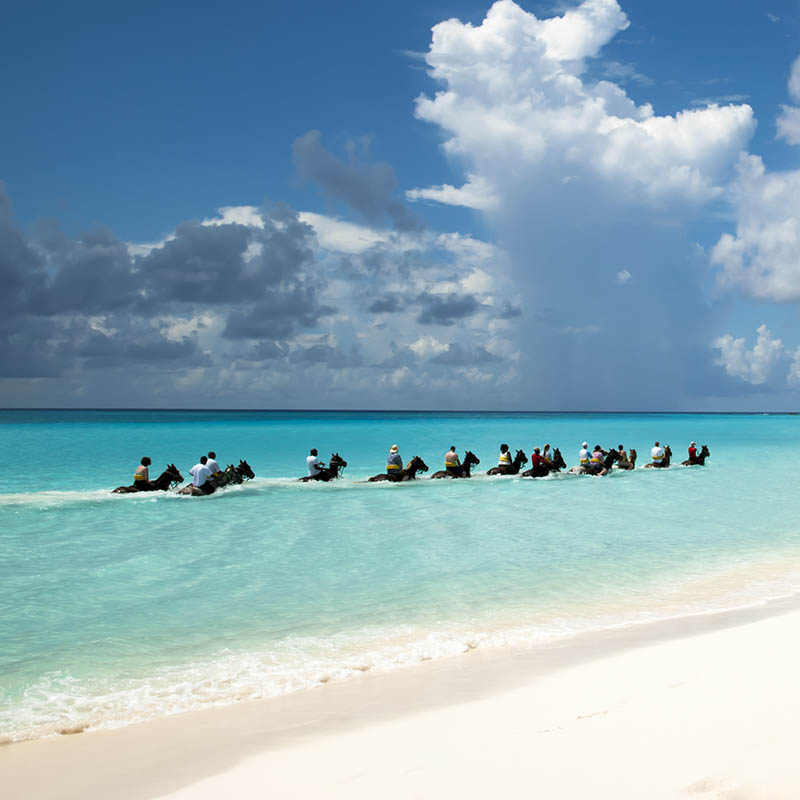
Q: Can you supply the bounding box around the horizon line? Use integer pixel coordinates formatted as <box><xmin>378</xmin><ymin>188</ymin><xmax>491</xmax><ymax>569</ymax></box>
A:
<box><xmin>0</xmin><ymin>408</ymin><xmax>798</xmax><ymax>415</ymax></box>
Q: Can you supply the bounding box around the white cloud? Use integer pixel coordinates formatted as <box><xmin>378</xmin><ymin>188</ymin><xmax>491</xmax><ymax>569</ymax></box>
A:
<box><xmin>297</xmin><ymin>211</ymin><xmax>388</xmax><ymax>253</ymax></box>
<box><xmin>405</xmin><ymin>174</ymin><xmax>499</xmax><ymax>210</ymax></box>
<box><xmin>411</xmin><ymin>0</ymin><xmax>754</xmax><ymax>205</ymax></box>
<box><xmin>711</xmin><ymin>154</ymin><xmax>800</xmax><ymax>301</ymax></box>
<box><xmin>713</xmin><ymin>324</ymin><xmax>786</xmax><ymax>385</ymax></box>
<box><xmin>777</xmin><ymin>104</ymin><xmax>800</xmax><ymax>145</ymax></box>
<box><xmin>789</xmin><ymin>55</ymin><xmax>800</xmax><ymax>102</ymax></box>
<box><xmin>776</xmin><ymin>56</ymin><xmax>800</xmax><ymax>144</ymax></box>
<box><xmin>616</xmin><ymin>269</ymin><xmax>631</xmax><ymax>283</ymax></box>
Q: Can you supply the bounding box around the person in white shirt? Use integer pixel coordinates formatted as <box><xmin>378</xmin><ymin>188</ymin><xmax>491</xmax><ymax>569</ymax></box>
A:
<box><xmin>650</xmin><ymin>441</ymin><xmax>665</xmax><ymax>467</ymax></box>
<box><xmin>206</xmin><ymin>451</ymin><xmax>222</xmax><ymax>478</ymax></box>
<box><xmin>189</xmin><ymin>456</ymin><xmax>214</xmax><ymax>494</ymax></box>
<box><xmin>578</xmin><ymin>442</ymin><xmax>591</xmax><ymax>468</ymax></box>
<box><xmin>306</xmin><ymin>448</ymin><xmax>324</xmax><ymax>478</ymax></box>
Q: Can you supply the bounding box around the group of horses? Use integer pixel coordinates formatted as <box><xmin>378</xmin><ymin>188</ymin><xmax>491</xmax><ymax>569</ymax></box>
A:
<box><xmin>112</xmin><ymin>442</ymin><xmax>711</xmax><ymax>493</ymax></box>
<box><xmin>112</xmin><ymin>460</ymin><xmax>255</xmax><ymax>495</ymax></box>
<box><xmin>306</xmin><ymin>443</ymin><xmax>710</xmax><ymax>483</ymax></box>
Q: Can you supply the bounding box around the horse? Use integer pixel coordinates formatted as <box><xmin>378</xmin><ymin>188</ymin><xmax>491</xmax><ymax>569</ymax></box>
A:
<box><xmin>430</xmin><ymin>450</ymin><xmax>481</xmax><ymax>479</ymax></box>
<box><xmin>616</xmin><ymin>448</ymin><xmax>637</xmax><ymax>470</ymax></box>
<box><xmin>521</xmin><ymin>447</ymin><xmax>567</xmax><ymax>478</ymax></box>
<box><xmin>644</xmin><ymin>445</ymin><xmax>672</xmax><ymax>469</ymax></box>
<box><xmin>299</xmin><ymin>453</ymin><xmax>348</xmax><ymax>482</ymax></box>
<box><xmin>682</xmin><ymin>444</ymin><xmax>710</xmax><ymax>466</ymax></box>
<box><xmin>179</xmin><ymin>459</ymin><xmax>255</xmax><ymax>495</ymax></box>
<box><xmin>215</xmin><ymin>459</ymin><xmax>256</xmax><ymax>486</ymax></box>
<box><xmin>487</xmin><ymin>449</ymin><xmax>528</xmax><ymax>476</ymax></box>
<box><xmin>568</xmin><ymin>448</ymin><xmax>620</xmax><ymax>476</ymax></box>
<box><xmin>368</xmin><ymin>455</ymin><xmax>429</xmax><ymax>482</ymax></box>
<box><xmin>112</xmin><ymin>464</ymin><xmax>183</xmax><ymax>494</ymax></box>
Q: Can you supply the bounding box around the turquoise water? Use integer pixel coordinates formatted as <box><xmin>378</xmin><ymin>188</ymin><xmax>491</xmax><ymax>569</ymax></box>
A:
<box><xmin>2</xmin><ymin>410</ymin><xmax>800</xmax><ymax>741</ymax></box>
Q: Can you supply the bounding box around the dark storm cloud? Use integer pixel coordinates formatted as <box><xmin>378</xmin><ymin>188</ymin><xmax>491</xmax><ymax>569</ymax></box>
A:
<box><xmin>290</xmin><ymin>343</ymin><xmax>363</xmax><ymax>368</ymax></box>
<box><xmin>416</xmin><ymin>292</ymin><xmax>482</xmax><ymax>325</ymax></box>
<box><xmin>33</xmin><ymin>224</ymin><xmax>137</xmax><ymax>315</ymax></box>
<box><xmin>222</xmin><ymin>287</ymin><xmax>334</xmax><ymax>340</ymax></box>
<box><xmin>293</xmin><ymin>130</ymin><xmax>421</xmax><ymax>232</ymax></box>
<box><xmin>0</xmin><ymin>184</ymin><xmax>333</xmax><ymax>380</ymax></box>
<box><xmin>368</xmin><ymin>293</ymin><xmax>405</xmax><ymax>313</ymax></box>
<box><xmin>0</xmin><ymin>182</ymin><xmax>48</xmax><ymax>315</ymax></box>
<box><xmin>430</xmin><ymin>343</ymin><xmax>501</xmax><ymax>366</ymax></box>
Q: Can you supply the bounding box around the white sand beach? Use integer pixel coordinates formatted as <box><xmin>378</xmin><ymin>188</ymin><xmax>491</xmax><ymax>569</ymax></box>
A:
<box><xmin>5</xmin><ymin>601</ymin><xmax>800</xmax><ymax>800</ymax></box>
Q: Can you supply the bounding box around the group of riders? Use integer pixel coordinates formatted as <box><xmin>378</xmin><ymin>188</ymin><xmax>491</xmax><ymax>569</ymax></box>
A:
<box><xmin>119</xmin><ymin>451</ymin><xmax>255</xmax><ymax>495</ymax></box>
<box><xmin>121</xmin><ymin>439</ymin><xmax>707</xmax><ymax>493</ymax></box>
<box><xmin>302</xmin><ymin>440</ymin><xmax>708</xmax><ymax>483</ymax></box>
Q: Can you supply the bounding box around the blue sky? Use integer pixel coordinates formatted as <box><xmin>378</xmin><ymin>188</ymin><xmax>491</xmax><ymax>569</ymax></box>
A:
<box><xmin>3</xmin><ymin>0</ymin><xmax>800</xmax><ymax>409</ymax></box>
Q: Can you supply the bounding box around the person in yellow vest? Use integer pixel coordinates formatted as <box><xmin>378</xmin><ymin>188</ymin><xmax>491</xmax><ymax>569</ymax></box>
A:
<box><xmin>650</xmin><ymin>441</ymin><xmax>665</xmax><ymax>467</ymax></box>
<box><xmin>578</xmin><ymin>442</ymin><xmax>591</xmax><ymax>468</ymax></box>
<box><xmin>589</xmin><ymin>445</ymin><xmax>608</xmax><ymax>476</ymax></box>
<box><xmin>387</xmin><ymin>444</ymin><xmax>403</xmax><ymax>478</ymax></box>
<box><xmin>542</xmin><ymin>443</ymin><xmax>552</xmax><ymax>465</ymax></box>
<box><xmin>132</xmin><ymin>456</ymin><xmax>154</xmax><ymax>491</ymax></box>
<box><xmin>498</xmin><ymin>443</ymin><xmax>512</xmax><ymax>467</ymax></box>
<box><xmin>444</xmin><ymin>445</ymin><xmax>462</xmax><ymax>476</ymax></box>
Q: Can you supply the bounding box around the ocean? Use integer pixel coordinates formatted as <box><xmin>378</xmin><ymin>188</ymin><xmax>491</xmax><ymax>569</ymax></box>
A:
<box><xmin>1</xmin><ymin>410</ymin><xmax>798</xmax><ymax>742</ymax></box>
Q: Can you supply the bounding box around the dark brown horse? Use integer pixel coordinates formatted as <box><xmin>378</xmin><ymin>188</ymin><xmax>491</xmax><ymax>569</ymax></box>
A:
<box><xmin>179</xmin><ymin>459</ymin><xmax>255</xmax><ymax>495</ymax></box>
<box><xmin>430</xmin><ymin>450</ymin><xmax>480</xmax><ymax>479</ymax></box>
<box><xmin>616</xmin><ymin>448</ymin><xmax>637</xmax><ymax>470</ymax></box>
<box><xmin>521</xmin><ymin>448</ymin><xmax>567</xmax><ymax>478</ymax></box>
<box><xmin>682</xmin><ymin>444</ymin><xmax>710</xmax><ymax>466</ymax></box>
<box><xmin>644</xmin><ymin>445</ymin><xmax>672</xmax><ymax>468</ymax></box>
<box><xmin>299</xmin><ymin>453</ymin><xmax>348</xmax><ymax>482</ymax></box>
<box><xmin>112</xmin><ymin>464</ymin><xmax>183</xmax><ymax>494</ymax></box>
<box><xmin>487</xmin><ymin>449</ymin><xmax>528</xmax><ymax>476</ymax></box>
<box><xmin>568</xmin><ymin>448</ymin><xmax>620</xmax><ymax>476</ymax></box>
<box><xmin>368</xmin><ymin>455</ymin><xmax>429</xmax><ymax>482</ymax></box>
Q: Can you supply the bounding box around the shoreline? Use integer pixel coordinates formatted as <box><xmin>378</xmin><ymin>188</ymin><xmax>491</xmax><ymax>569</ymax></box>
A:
<box><xmin>5</xmin><ymin>590</ymin><xmax>800</xmax><ymax>799</ymax></box>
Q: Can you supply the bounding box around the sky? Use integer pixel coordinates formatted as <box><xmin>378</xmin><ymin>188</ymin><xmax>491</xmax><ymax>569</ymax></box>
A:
<box><xmin>3</xmin><ymin>0</ymin><xmax>800</xmax><ymax>410</ymax></box>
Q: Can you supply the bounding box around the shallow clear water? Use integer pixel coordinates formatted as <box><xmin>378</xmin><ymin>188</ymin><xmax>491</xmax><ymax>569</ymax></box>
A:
<box><xmin>2</xmin><ymin>410</ymin><xmax>799</xmax><ymax>740</ymax></box>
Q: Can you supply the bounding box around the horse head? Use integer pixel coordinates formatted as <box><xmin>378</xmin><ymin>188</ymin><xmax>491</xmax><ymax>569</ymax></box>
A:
<box><xmin>629</xmin><ymin>448</ymin><xmax>637</xmax><ymax>464</ymax></box>
<box><xmin>237</xmin><ymin>460</ymin><xmax>255</xmax><ymax>480</ymax></box>
<box><xmin>463</xmin><ymin>450</ymin><xmax>480</xmax><ymax>467</ymax></box>
<box><xmin>515</xmin><ymin>449</ymin><xmax>528</xmax><ymax>467</ymax></box>
<box><xmin>700</xmin><ymin>445</ymin><xmax>710</xmax><ymax>459</ymax></box>
<box><xmin>329</xmin><ymin>453</ymin><xmax>347</xmax><ymax>469</ymax></box>
<box><xmin>552</xmin><ymin>448</ymin><xmax>566</xmax><ymax>470</ymax></box>
<box><xmin>166</xmin><ymin>463</ymin><xmax>184</xmax><ymax>486</ymax></box>
<box><xmin>407</xmin><ymin>455</ymin><xmax>429</xmax><ymax>473</ymax></box>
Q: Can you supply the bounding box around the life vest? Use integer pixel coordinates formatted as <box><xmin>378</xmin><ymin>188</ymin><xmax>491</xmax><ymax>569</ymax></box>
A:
<box><xmin>590</xmin><ymin>452</ymin><xmax>603</xmax><ymax>464</ymax></box>
<box><xmin>133</xmin><ymin>468</ymin><xmax>147</xmax><ymax>481</ymax></box>
<box><xmin>387</xmin><ymin>463</ymin><xmax>401</xmax><ymax>470</ymax></box>
<box><xmin>498</xmin><ymin>451</ymin><xmax>511</xmax><ymax>465</ymax></box>
<box><xmin>652</xmin><ymin>450</ymin><xmax>664</xmax><ymax>463</ymax></box>
<box><xmin>579</xmin><ymin>451</ymin><xmax>590</xmax><ymax>465</ymax></box>
<box><xmin>445</xmin><ymin>452</ymin><xmax>459</xmax><ymax>467</ymax></box>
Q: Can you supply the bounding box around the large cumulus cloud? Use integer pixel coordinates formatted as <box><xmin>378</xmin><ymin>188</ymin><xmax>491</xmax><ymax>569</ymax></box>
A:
<box><xmin>405</xmin><ymin>0</ymin><xmax>759</xmax><ymax>408</ymax></box>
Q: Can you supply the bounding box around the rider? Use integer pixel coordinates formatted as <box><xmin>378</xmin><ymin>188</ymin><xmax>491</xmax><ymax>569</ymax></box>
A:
<box><xmin>498</xmin><ymin>444</ymin><xmax>512</xmax><ymax>468</ymax></box>
<box><xmin>579</xmin><ymin>442</ymin><xmax>591</xmax><ymax>468</ymax></box>
<box><xmin>529</xmin><ymin>447</ymin><xmax>546</xmax><ymax>470</ymax></box>
<box><xmin>542</xmin><ymin>444</ymin><xmax>552</xmax><ymax>465</ymax></box>
<box><xmin>189</xmin><ymin>455</ymin><xmax>214</xmax><ymax>494</ymax></box>
<box><xmin>206</xmin><ymin>451</ymin><xmax>223</xmax><ymax>480</ymax></box>
<box><xmin>444</xmin><ymin>446</ymin><xmax>462</xmax><ymax>476</ymax></box>
<box><xmin>651</xmin><ymin>441</ymin><xmax>665</xmax><ymax>467</ymax></box>
<box><xmin>617</xmin><ymin>444</ymin><xmax>631</xmax><ymax>468</ymax></box>
<box><xmin>590</xmin><ymin>445</ymin><xmax>607</xmax><ymax>475</ymax></box>
<box><xmin>687</xmin><ymin>442</ymin><xmax>698</xmax><ymax>464</ymax></box>
<box><xmin>132</xmin><ymin>456</ymin><xmax>154</xmax><ymax>490</ymax></box>
<box><xmin>307</xmin><ymin>448</ymin><xmax>324</xmax><ymax>478</ymax></box>
<box><xmin>387</xmin><ymin>444</ymin><xmax>403</xmax><ymax>477</ymax></box>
